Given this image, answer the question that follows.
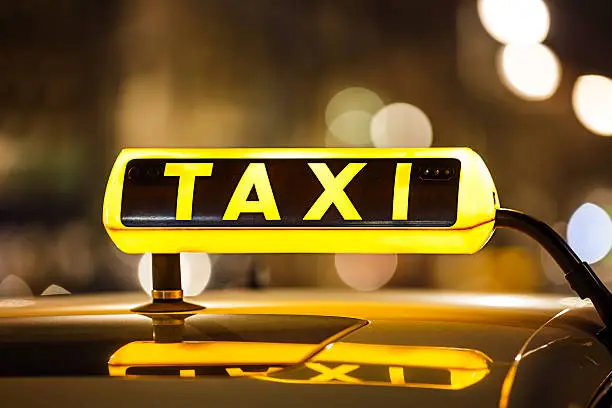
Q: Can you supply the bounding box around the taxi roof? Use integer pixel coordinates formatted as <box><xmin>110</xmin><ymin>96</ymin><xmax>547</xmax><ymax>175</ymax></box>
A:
<box><xmin>0</xmin><ymin>290</ymin><xmax>603</xmax><ymax>361</ymax></box>
<box><xmin>0</xmin><ymin>289</ymin><xmax>583</xmax><ymax>319</ymax></box>
<box><xmin>0</xmin><ymin>290</ymin><xmax>609</xmax><ymax>408</ymax></box>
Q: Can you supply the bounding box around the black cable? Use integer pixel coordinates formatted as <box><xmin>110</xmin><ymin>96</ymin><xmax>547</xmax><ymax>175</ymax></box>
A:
<box><xmin>495</xmin><ymin>208</ymin><xmax>612</xmax><ymax>328</ymax></box>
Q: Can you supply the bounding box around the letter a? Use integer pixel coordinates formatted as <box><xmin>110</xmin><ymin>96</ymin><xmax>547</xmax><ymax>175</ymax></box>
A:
<box><xmin>223</xmin><ymin>163</ymin><xmax>280</xmax><ymax>220</ymax></box>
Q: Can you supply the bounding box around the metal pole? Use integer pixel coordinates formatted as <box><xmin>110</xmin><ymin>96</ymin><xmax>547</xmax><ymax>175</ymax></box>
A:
<box><xmin>152</xmin><ymin>254</ymin><xmax>183</xmax><ymax>301</ymax></box>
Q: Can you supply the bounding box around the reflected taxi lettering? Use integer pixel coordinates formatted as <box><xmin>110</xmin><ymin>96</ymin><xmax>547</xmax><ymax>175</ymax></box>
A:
<box><xmin>305</xmin><ymin>362</ymin><xmax>362</xmax><ymax>383</ymax></box>
<box><xmin>227</xmin><ymin>362</ymin><xmax>489</xmax><ymax>390</ymax></box>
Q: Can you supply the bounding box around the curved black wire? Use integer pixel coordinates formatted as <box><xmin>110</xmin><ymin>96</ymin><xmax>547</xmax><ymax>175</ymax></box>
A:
<box><xmin>495</xmin><ymin>208</ymin><xmax>612</xmax><ymax>328</ymax></box>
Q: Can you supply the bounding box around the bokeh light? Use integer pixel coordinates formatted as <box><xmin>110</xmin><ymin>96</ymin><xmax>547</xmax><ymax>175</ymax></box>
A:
<box><xmin>0</xmin><ymin>275</ymin><xmax>33</xmax><ymax>298</ymax></box>
<box><xmin>325</xmin><ymin>87</ymin><xmax>384</xmax><ymax>127</ymax></box>
<box><xmin>477</xmin><ymin>0</ymin><xmax>550</xmax><ymax>45</ymax></box>
<box><xmin>370</xmin><ymin>103</ymin><xmax>433</xmax><ymax>148</ymax></box>
<box><xmin>567</xmin><ymin>203</ymin><xmax>612</xmax><ymax>264</ymax></box>
<box><xmin>498</xmin><ymin>43</ymin><xmax>561</xmax><ymax>100</ymax></box>
<box><xmin>326</xmin><ymin>110</ymin><xmax>372</xmax><ymax>146</ymax></box>
<box><xmin>41</xmin><ymin>284</ymin><xmax>71</xmax><ymax>296</ymax></box>
<box><xmin>334</xmin><ymin>254</ymin><xmax>397</xmax><ymax>291</ymax></box>
<box><xmin>138</xmin><ymin>253</ymin><xmax>212</xmax><ymax>296</ymax></box>
<box><xmin>572</xmin><ymin>75</ymin><xmax>612</xmax><ymax>136</ymax></box>
<box><xmin>325</xmin><ymin>87</ymin><xmax>384</xmax><ymax>146</ymax></box>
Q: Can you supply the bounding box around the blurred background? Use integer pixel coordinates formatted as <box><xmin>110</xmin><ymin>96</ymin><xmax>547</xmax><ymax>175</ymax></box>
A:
<box><xmin>0</xmin><ymin>0</ymin><xmax>611</xmax><ymax>299</ymax></box>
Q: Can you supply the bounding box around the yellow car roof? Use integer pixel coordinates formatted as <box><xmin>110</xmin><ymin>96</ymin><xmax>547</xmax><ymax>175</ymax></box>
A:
<box><xmin>0</xmin><ymin>290</ymin><xmax>609</xmax><ymax>408</ymax></box>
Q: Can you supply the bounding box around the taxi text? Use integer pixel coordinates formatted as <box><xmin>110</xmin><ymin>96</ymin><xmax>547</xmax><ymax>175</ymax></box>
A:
<box><xmin>164</xmin><ymin>162</ymin><xmax>413</xmax><ymax>221</ymax></box>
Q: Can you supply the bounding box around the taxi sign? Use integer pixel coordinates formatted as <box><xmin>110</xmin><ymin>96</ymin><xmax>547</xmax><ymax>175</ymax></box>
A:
<box><xmin>103</xmin><ymin>148</ymin><xmax>499</xmax><ymax>254</ymax></box>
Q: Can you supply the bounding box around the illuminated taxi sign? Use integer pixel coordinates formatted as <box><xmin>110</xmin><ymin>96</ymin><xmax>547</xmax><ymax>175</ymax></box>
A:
<box><xmin>103</xmin><ymin>148</ymin><xmax>498</xmax><ymax>254</ymax></box>
<box><xmin>123</xmin><ymin>159</ymin><xmax>458</xmax><ymax>226</ymax></box>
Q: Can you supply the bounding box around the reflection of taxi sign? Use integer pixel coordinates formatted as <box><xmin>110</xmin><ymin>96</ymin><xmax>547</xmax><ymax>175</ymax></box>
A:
<box><xmin>103</xmin><ymin>148</ymin><xmax>498</xmax><ymax>254</ymax></box>
<box><xmin>257</xmin><ymin>343</ymin><xmax>492</xmax><ymax>390</ymax></box>
<box><xmin>108</xmin><ymin>340</ymin><xmax>491</xmax><ymax>390</ymax></box>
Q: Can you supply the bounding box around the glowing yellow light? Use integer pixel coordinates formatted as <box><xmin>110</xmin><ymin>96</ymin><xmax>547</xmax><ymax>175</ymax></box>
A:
<box><xmin>370</xmin><ymin>103</ymin><xmax>433</xmax><ymax>148</ymax></box>
<box><xmin>326</xmin><ymin>110</ymin><xmax>372</xmax><ymax>146</ymax></box>
<box><xmin>334</xmin><ymin>254</ymin><xmax>397</xmax><ymax>291</ymax></box>
<box><xmin>572</xmin><ymin>75</ymin><xmax>612</xmax><ymax>136</ymax></box>
<box><xmin>498</xmin><ymin>43</ymin><xmax>561</xmax><ymax>100</ymax></box>
<box><xmin>109</xmin><ymin>341</ymin><xmax>318</xmax><ymax>376</ymax></box>
<box><xmin>261</xmin><ymin>343</ymin><xmax>492</xmax><ymax>390</ymax></box>
<box><xmin>104</xmin><ymin>148</ymin><xmax>498</xmax><ymax>254</ymax></box>
<box><xmin>325</xmin><ymin>87</ymin><xmax>383</xmax><ymax>128</ymax></box>
<box><xmin>478</xmin><ymin>0</ymin><xmax>550</xmax><ymax>44</ymax></box>
<box><xmin>138</xmin><ymin>252</ymin><xmax>212</xmax><ymax>296</ymax></box>
<box><xmin>180</xmin><ymin>369</ymin><xmax>196</xmax><ymax>378</ymax></box>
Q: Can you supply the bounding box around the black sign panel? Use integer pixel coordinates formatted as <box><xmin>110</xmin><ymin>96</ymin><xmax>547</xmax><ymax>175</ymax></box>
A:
<box><xmin>120</xmin><ymin>158</ymin><xmax>460</xmax><ymax>228</ymax></box>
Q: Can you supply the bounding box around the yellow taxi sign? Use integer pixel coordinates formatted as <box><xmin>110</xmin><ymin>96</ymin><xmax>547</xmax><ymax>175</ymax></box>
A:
<box><xmin>103</xmin><ymin>148</ymin><xmax>499</xmax><ymax>254</ymax></box>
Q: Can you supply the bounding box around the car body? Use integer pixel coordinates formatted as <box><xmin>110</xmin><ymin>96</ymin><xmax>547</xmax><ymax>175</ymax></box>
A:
<box><xmin>1</xmin><ymin>289</ymin><xmax>611</xmax><ymax>407</ymax></box>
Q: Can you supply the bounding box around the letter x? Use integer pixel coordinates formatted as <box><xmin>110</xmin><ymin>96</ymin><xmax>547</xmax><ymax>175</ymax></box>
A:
<box><xmin>303</xmin><ymin>163</ymin><xmax>366</xmax><ymax>221</ymax></box>
<box><xmin>305</xmin><ymin>363</ymin><xmax>361</xmax><ymax>383</ymax></box>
